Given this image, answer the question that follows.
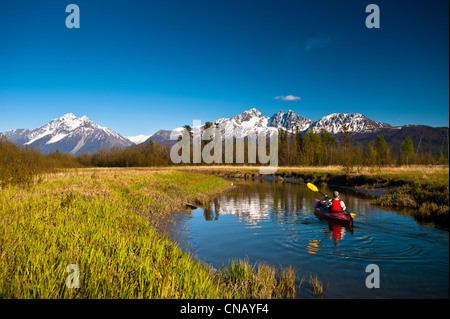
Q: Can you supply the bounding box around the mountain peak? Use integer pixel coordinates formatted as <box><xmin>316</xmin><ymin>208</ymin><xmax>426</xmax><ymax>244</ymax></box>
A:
<box><xmin>231</xmin><ymin>108</ymin><xmax>266</xmax><ymax>124</ymax></box>
<box><xmin>268</xmin><ymin>109</ymin><xmax>313</xmax><ymax>131</ymax></box>
<box><xmin>312</xmin><ymin>113</ymin><xmax>391</xmax><ymax>134</ymax></box>
<box><xmin>3</xmin><ymin>113</ymin><xmax>132</xmax><ymax>154</ymax></box>
<box><xmin>47</xmin><ymin>113</ymin><xmax>98</xmax><ymax>133</ymax></box>
<box><xmin>58</xmin><ymin>113</ymin><xmax>93</xmax><ymax>123</ymax></box>
<box><xmin>242</xmin><ymin>108</ymin><xmax>262</xmax><ymax>117</ymax></box>
<box><xmin>61</xmin><ymin>113</ymin><xmax>77</xmax><ymax>119</ymax></box>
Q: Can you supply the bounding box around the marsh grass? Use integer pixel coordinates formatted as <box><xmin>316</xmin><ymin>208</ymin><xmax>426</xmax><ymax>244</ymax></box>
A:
<box><xmin>308</xmin><ymin>274</ymin><xmax>324</xmax><ymax>298</ymax></box>
<box><xmin>219</xmin><ymin>260</ymin><xmax>299</xmax><ymax>299</ymax></box>
<box><xmin>0</xmin><ymin>168</ymin><xmax>301</xmax><ymax>298</ymax></box>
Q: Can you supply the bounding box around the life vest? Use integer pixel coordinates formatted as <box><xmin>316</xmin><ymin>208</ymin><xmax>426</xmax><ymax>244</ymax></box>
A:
<box><xmin>331</xmin><ymin>199</ymin><xmax>343</xmax><ymax>212</ymax></box>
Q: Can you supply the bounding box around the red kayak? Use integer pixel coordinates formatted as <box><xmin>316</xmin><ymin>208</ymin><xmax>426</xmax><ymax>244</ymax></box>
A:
<box><xmin>314</xmin><ymin>199</ymin><xmax>353</xmax><ymax>227</ymax></box>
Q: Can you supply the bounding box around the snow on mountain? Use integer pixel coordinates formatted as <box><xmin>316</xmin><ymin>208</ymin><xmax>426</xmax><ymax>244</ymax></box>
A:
<box><xmin>2</xmin><ymin>113</ymin><xmax>132</xmax><ymax>154</ymax></box>
<box><xmin>229</xmin><ymin>108</ymin><xmax>267</xmax><ymax>126</ymax></box>
<box><xmin>146</xmin><ymin>108</ymin><xmax>279</xmax><ymax>145</ymax></box>
<box><xmin>1</xmin><ymin>128</ymin><xmax>32</xmax><ymax>145</ymax></box>
<box><xmin>145</xmin><ymin>108</ymin><xmax>394</xmax><ymax>145</ymax></box>
<box><xmin>267</xmin><ymin>110</ymin><xmax>314</xmax><ymax>132</ymax></box>
<box><xmin>310</xmin><ymin>113</ymin><xmax>391</xmax><ymax>134</ymax></box>
<box><xmin>126</xmin><ymin>135</ymin><xmax>151</xmax><ymax>145</ymax></box>
<box><xmin>215</xmin><ymin>108</ymin><xmax>277</xmax><ymax>140</ymax></box>
<box><xmin>1</xmin><ymin>109</ymin><xmax>396</xmax><ymax>154</ymax></box>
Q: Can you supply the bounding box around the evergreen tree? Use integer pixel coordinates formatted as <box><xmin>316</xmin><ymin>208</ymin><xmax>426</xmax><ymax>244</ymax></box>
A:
<box><xmin>278</xmin><ymin>129</ymin><xmax>289</xmax><ymax>166</ymax></box>
<box><xmin>295</xmin><ymin>126</ymin><xmax>303</xmax><ymax>153</ymax></box>
<box><xmin>320</xmin><ymin>128</ymin><xmax>337</xmax><ymax>165</ymax></box>
<box><xmin>302</xmin><ymin>130</ymin><xmax>314</xmax><ymax>165</ymax></box>
<box><xmin>375</xmin><ymin>134</ymin><xmax>388</xmax><ymax>166</ymax></box>
<box><xmin>366</xmin><ymin>143</ymin><xmax>377</xmax><ymax>166</ymax></box>
<box><xmin>400</xmin><ymin>136</ymin><xmax>415</xmax><ymax>165</ymax></box>
<box><xmin>340</xmin><ymin>125</ymin><xmax>355</xmax><ymax>171</ymax></box>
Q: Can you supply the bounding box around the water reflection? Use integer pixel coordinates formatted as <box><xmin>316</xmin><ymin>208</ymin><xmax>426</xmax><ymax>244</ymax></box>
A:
<box><xmin>173</xmin><ymin>179</ymin><xmax>449</xmax><ymax>298</ymax></box>
<box><xmin>203</xmin><ymin>180</ymin><xmax>358</xmax><ymax>242</ymax></box>
<box><xmin>325</xmin><ymin>224</ymin><xmax>352</xmax><ymax>243</ymax></box>
<box><xmin>205</xmin><ymin>180</ymin><xmax>315</xmax><ymax>222</ymax></box>
<box><xmin>306</xmin><ymin>239</ymin><xmax>320</xmax><ymax>254</ymax></box>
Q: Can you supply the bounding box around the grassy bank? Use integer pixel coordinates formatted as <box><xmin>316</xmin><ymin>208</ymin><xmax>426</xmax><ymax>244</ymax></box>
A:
<box><xmin>174</xmin><ymin>165</ymin><xmax>449</xmax><ymax>227</ymax></box>
<box><xmin>0</xmin><ymin>168</ymin><xmax>302</xmax><ymax>298</ymax></box>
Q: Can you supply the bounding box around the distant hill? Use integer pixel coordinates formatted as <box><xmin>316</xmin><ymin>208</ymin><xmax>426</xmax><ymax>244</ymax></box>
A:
<box><xmin>349</xmin><ymin>125</ymin><xmax>449</xmax><ymax>155</ymax></box>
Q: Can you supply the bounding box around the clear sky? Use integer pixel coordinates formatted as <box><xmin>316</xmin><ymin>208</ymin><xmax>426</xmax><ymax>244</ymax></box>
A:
<box><xmin>0</xmin><ymin>0</ymin><xmax>448</xmax><ymax>136</ymax></box>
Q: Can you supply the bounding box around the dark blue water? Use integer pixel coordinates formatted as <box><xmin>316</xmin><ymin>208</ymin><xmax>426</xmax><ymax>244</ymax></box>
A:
<box><xmin>169</xmin><ymin>180</ymin><xmax>449</xmax><ymax>298</ymax></box>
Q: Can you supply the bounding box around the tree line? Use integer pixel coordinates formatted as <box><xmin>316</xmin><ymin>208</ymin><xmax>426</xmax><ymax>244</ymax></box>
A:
<box><xmin>0</xmin><ymin>126</ymin><xmax>448</xmax><ymax>186</ymax></box>
<box><xmin>175</xmin><ymin>124</ymin><xmax>447</xmax><ymax>168</ymax></box>
<box><xmin>0</xmin><ymin>137</ymin><xmax>82</xmax><ymax>187</ymax></box>
<box><xmin>276</xmin><ymin>125</ymin><xmax>445</xmax><ymax>168</ymax></box>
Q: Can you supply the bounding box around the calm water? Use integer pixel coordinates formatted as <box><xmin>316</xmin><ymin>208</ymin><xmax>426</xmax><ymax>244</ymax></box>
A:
<box><xmin>167</xmin><ymin>180</ymin><xmax>449</xmax><ymax>299</ymax></box>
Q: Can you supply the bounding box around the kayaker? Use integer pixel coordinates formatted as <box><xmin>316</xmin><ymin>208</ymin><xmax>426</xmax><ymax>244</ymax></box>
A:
<box><xmin>330</xmin><ymin>191</ymin><xmax>347</xmax><ymax>212</ymax></box>
<box><xmin>322</xmin><ymin>195</ymin><xmax>332</xmax><ymax>207</ymax></box>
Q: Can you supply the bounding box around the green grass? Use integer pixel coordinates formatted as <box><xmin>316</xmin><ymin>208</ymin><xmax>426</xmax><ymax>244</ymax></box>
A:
<box><xmin>375</xmin><ymin>177</ymin><xmax>449</xmax><ymax>225</ymax></box>
<box><xmin>218</xmin><ymin>260</ymin><xmax>298</xmax><ymax>299</ymax></box>
<box><xmin>0</xmin><ymin>168</ymin><xmax>300</xmax><ymax>298</ymax></box>
<box><xmin>308</xmin><ymin>274</ymin><xmax>324</xmax><ymax>298</ymax></box>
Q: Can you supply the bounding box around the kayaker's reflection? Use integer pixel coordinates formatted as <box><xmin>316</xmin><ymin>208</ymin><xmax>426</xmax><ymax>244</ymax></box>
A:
<box><xmin>327</xmin><ymin>224</ymin><xmax>346</xmax><ymax>245</ymax></box>
<box><xmin>306</xmin><ymin>224</ymin><xmax>350</xmax><ymax>254</ymax></box>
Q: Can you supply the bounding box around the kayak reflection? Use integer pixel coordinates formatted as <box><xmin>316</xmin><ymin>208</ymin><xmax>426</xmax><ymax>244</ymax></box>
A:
<box><xmin>306</xmin><ymin>222</ymin><xmax>354</xmax><ymax>255</ymax></box>
<box><xmin>325</xmin><ymin>223</ymin><xmax>353</xmax><ymax>245</ymax></box>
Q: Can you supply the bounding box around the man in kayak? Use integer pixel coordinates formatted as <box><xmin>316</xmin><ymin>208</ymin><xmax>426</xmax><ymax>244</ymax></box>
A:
<box><xmin>322</xmin><ymin>195</ymin><xmax>332</xmax><ymax>207</ymax></box>
<box><xmin>330</xmin><ymin>191</ymin><xmax>347</xmax><ymax>212</ymax></box>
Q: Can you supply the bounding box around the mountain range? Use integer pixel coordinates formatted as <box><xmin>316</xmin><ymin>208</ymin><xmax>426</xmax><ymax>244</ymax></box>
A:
<box><xmin>1</xmin><ymin>113</ymin><xmax>133</xmax><ymax>154</ymax></box>
<box><xmin>1</xmin><ymin>109</ymin><xmax>448</xmax><ymax>155</ymax></box>
<box><xmin>145</xmin><ymin>108</ymin><xmax>395</xmax><ymax>146</ymax></box>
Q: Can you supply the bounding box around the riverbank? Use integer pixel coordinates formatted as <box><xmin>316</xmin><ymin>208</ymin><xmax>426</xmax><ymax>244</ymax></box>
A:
<box><xmin>173</xmin><ymin>165</ymin><xmax>449</xmax><ymax>227</ymax></box>
<box><xmin>0</xmin><ymin>168</ymin><xmax>300</xmax><ymax>298</ymax></box>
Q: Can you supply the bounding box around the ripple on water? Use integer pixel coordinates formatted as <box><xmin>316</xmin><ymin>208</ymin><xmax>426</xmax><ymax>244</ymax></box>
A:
<box><xmin>170</xmin><ymin>181</ymin><xmax>449</xmax><ymax>298</ymax></box>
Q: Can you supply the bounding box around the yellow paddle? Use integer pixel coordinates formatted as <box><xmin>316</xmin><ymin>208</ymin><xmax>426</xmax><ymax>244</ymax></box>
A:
<box><xmin>307</xmin><ymin>183</ymin><xmax>324</xmax><ymax>196</ymax></box>
<box><xmin>307</xmin><ymin>183</ymin><xmax>357</xmax><ymax>218</ymax></box>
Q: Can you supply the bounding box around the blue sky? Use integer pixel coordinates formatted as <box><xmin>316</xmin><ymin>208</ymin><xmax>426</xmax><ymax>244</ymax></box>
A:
<box><xmin>0</xmin><ymin>0</ymin><xmax>448</xmax><ymax>136</ymax></box>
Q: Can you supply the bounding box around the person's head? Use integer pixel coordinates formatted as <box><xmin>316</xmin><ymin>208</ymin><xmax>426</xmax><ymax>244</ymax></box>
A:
<box><xmin>333</xmin><ymin>191</ymin><xmax>339</xmax><ymax>198</ymax></box>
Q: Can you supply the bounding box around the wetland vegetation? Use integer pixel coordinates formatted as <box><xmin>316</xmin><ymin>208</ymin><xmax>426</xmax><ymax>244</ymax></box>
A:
<box><xmin>0</xmin><ymin>168</ymin><xmax>303</xmax><ymax>298</ymax></box>
<box><xmin>0</xmin><ymin>138</ymin><xmax>448</xmax><ymax>298</ymax></box>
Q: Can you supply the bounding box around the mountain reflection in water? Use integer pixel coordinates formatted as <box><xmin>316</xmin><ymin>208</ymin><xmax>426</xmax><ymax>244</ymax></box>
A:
<box><xmin>169</xmin><ymin>180</ymin><xmax>449</xmax><ymax>299</ymax></box>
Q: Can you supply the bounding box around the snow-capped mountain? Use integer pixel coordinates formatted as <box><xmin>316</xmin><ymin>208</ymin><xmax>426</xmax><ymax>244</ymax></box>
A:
<box><xmin>309</xmin><ymin>113</ymin><xmax>391</xmax><ymax>134</ymax></box>
<box><xmin>215</xmin><ymin>108</ymin><xmax>277</xmax><ymax>140</ymax></box>
<box><xmin>268</xmin><ymin>110</ymin><xmax>314</xmax><ymax>132</ymax></box>
<box><xmin>1</xmin><ymin>113</ymin><xmax>132</xmax><ymax>154</ymax></box>
<box><xmin>2</xmin><ymin>128</ymin><xmax>32</xmax><ymax>145</ymax></box>
<box><xmin>1</xmin><ymin>109</ymin><xmax>409</xmax><ymax>155</ymax></box>
<box><xmin>146</xmin><ymin>108</ymin><xmax>278</xmax><ymax>145</ymax></box>
<box><xmin>146</xmin><ymin>108</ymin><xmax>392</xmax><ymax>145</ymax></box>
